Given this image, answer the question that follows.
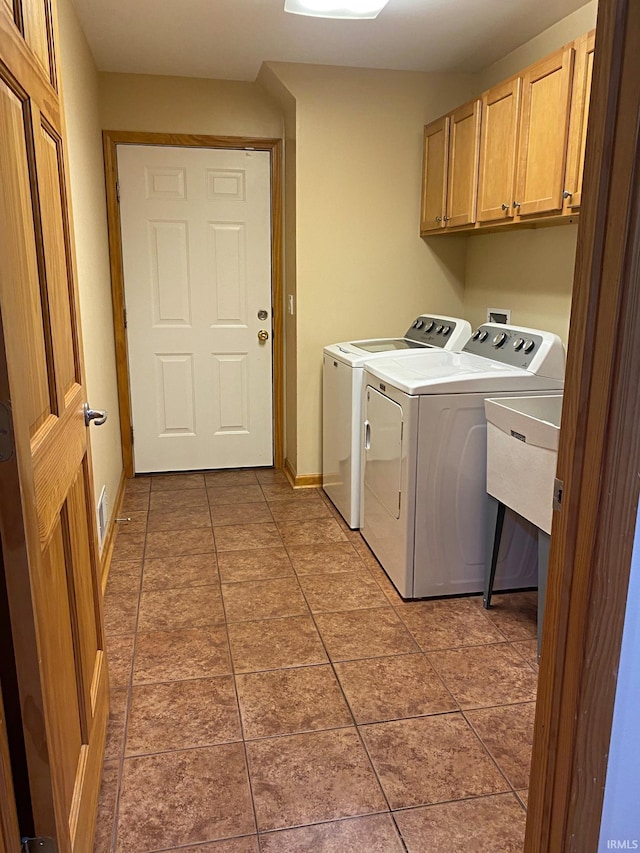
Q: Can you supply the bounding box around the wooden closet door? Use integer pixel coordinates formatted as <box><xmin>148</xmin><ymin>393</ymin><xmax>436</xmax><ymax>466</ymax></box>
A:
<box><xmin>515</xmin><ymin>46</ymin><xmax>575</xmax><ymax>217</ymax></box>
<box><xmin>0</xmin><ymin>1</ymin><xmax>108</xmax><ymax>850</ymax></box>
<box><xmin>477</xmin><ymin>78</ymin><xmax>521</xmax><ymax>223</ymax></box>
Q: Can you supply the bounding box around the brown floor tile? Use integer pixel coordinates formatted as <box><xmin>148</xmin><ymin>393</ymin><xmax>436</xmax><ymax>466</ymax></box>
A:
<box><xmin>247</xmin><ymin>728</ymin><xmax>386</xmax><ymax>831</ymax></box>
<box><xmin>268</xmin><ymin>496</ymin><xmax>333</xmax><ymax>523</ymax></box>
<box><xmin>133</xmin><ymin>626</ymin><xmax>231</xmax><ymax>684</ymax></box>
<box><xmin>146</xmin><ymin>505</ymin><xmax>213</xmax><ymax>531</ymax></box>
<box><xmin>465</xmin><ymin>701</ymin><xmax>536</xmax><ymax>790</ymax></box>
<box><xmin>395</xmin><ymin>598</ymin><xmax>505</xmax><ymax>651</ymax></box>
<box><xmin>259</xmin><ymin>814</ymin><xmax>404</xmax><ymax>852</ymax></box>
<box><xmin>360</xmin><ymin>713</ymin><xmax>508</xmax><ymax>809</ymax></box>
<box><xmin>111</xmin><ymin>531</ymin><xmax>146</xmax><ymax>562</ymax></box>
<box><xmin>115</xmin><ymin>743</ymin><xmax>255</xmax><ymax>851</ymax></box>
<box><xmin>255</xmin><ymin>468</ymin><xmax>288</xmax><ymax>485</ymax></box>
<box><xmin>512</xmin><ymin>638</ymin><xmax>540</xmax><ymax>670</ymax></box>
<box><xmin>428</xmin><ymin>643</ymin><xmax>539</xmax><ymax>709</ymax></box>
<box><xmin>517</xmin><ymin>788</ymin><xmax>529</xmax><ymax>808</ymax></box>
<box><xmin>299</xmin><ymin>572</ymin><xmax>388</xmax><ymax>612</ymax></box>
<box><xmin>208</xmin><ymin>485</ymin><xmax>266</xmax><ymax>505</ymax></box>
<box><xmin>103</xmin><ymin>592</ymin><xmax>138</xmax><ymax>636</ymax></box>
<box><xmin>163</xmin><ymin>839</ymin><xmax>259</xmax><ymax>853</ymax></box>
<box><xmin>228</xmin><ymin>615</ymin><xmax>328</xmax><ymax>673</ymax></box>
<box><xmin>476</xmin><ymin>591</ymin><xmax>538</xmax><ymax>640</ymax></box>
<box><xmin>138</xmin><ymin>585</ymin><xmax>225</xmax><ymax>631</ymax></box>
<box><xmin>277</xmin><ymin>519</ymin><xmax>348</xmax><ymax>547</ymax></box>
<box><xmin>121</xmin><ymin>490</ymin><xmax>151</xmax><ymax>513</ymax></box>
<box><xmin>105</xmin><ymin>687</ymin><xmax>128</xmax><ymax>761</ymax></box>
<box><xmin>114</xmin><ymin>511</ymin><xmax>148</xmax><ymax>536</ymax></box>
<box><xmin>394</xmin><ymin>793</ymin><xmax>527</xmax><ymax>852</ymax></box>
<box><xmin>262</xmin><ymin>484</ymin><xmax>319</xmax><ymax>501</ymax></box>
<box><xmin>314</xmin><ymin>608</ymin><xmax>419</xmax><ymax>661</ymax></box>
<box><xmin>217</xmin><ymin>547</ymin><xmax>294</xmax><ymax>582</ymax></box>
<box><xmin>142</xmin><ymin>553</ymin><xmax>218</xmax><ymax>590</ymax></box>
<box><xmin>150</xmin><ymin>473</ymin><xmax>206</xmax><ymax>491</ymax></box>
<box><xmin>144</xmin><ymin>527</ymin><xmax>215</xmax><ymax>559</ymax></box>
<box><xmin>93</xmin><ymin>761</ymin><xmax>119</xmax><ymax>853</ymax></box>
<box><xmin>149</xmin><ymin>488</ymin><xmax>209</xmax><ymax>512</ymax></box>
<box><xmin>106</xmin><ymin>634</ymin><xmax>135</xmax><ymax>689</ymax></box>
<box><xmin>126</xmin><ymin>676</ymin><xmax>241</xmax><ymax>755</ymax></box>
<box><xmin>287</xmin><ymin>542</ymin><xmax>368</xmax><ymax>576</ymax></box>
<box><xmin>222</xmin><ymin>577</ymin><xmax>308</xmax><ymax>622</ymax></box>
<box><xmin>105</xmin><ymin>559</ymin><xmax>142</xmax><ymax>597</ymax></box>
<box><xmin>334</xmin><ymin>654</ymin><xmax>457</xmax><ymax>724</ymax></box>
<box><xmin>211</xmin><ymin>502</ymin><xmax>274</xmax><ymax>526</ymax></box>
<box><xmin>236</xmin><ymin>664</ymin><xmax>352</xmax><ymax>739</ymax></box>
<box><xmin>205</xmin><ymin>470</ymin><xmax>260</xmax><ymax>487</ymax></box>
<box><xmin>214</xmin><ymin>523</ymin><xmax>282</xmax><ymax>552</ymax></box>
<box><xmin>367</xmin><ymin>564</ymin><xmax>407</xmax><ymax>606</ymax></box>
<box><xmin>124</xmin><ymin>476</ymin><xmax>151</xmax><ymax>494</ymax></box>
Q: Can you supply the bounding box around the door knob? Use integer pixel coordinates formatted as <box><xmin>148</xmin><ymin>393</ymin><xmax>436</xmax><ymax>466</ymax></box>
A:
<box><xmin>257</xmin><ymin>330</ymin><xmax>269</xmax><ymax>342</ymax></box>
<box><xmin>83</xmin><ymin>403</ymin><xmax>108</xmax><ymax>427</ymax></box>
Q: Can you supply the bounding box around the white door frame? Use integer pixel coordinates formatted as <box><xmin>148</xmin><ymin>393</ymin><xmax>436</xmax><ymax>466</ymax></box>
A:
<box><xmin>103</xmin><ymin>131</ymin><xmax>284</xmax><ymax>476</ymax></box>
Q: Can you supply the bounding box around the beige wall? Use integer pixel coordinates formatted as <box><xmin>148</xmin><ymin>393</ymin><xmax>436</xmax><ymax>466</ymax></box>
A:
<box><xmin>58</xmin><ymin>0</ymin><xmax>123</xmax><ymax>542</ymax></box>
<box><xmin>463</xmin><ymin>1</ymin><xmax>598</xmax><ymax>350</ymax></box>
<box><xmin>264</xmin><ymin>62</ymin><xmax>476</xmax><ymax>476</ymax></box>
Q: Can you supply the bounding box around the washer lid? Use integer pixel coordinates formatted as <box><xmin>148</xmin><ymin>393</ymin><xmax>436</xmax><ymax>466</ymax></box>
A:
<box><xmin>364</xmin><ymin>351</ymin><xmax>564</xmax><ymax>395</ymax></box>
<box><xmin>324</xmin><ymin>338</ymin><xmax>429</xmax><ymax>366</ymax></box>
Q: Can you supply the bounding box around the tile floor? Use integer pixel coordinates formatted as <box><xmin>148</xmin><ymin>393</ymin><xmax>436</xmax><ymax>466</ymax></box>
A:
<box><xmin>95</xmin><ymin>468</ymin><xmax>539</xmax><ymax>853</ymax></box>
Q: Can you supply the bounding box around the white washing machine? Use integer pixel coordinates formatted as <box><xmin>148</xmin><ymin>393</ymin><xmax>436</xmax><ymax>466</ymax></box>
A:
<box><xmin>361</xmin><ymin>323</ymin><xmax>565</xmax><ymax>598</ymax></box>
<box><xmin>323</xmin><ymin>314</ymin><xmax>472</xmax><ymax>528</ymax></box>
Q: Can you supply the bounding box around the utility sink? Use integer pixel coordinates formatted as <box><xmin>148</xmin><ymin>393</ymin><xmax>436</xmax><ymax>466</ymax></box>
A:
<box><xmin>485</xmin><ymin>394</ymin><xmax>563</xmax><ymax>534</ymax></box>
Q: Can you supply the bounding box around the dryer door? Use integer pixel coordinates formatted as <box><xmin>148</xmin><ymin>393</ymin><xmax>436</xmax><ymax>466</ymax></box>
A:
<box><xmin>364</xmin><ymin>386</ymin><xmax>403</xmax><ymax>519</ymax></box>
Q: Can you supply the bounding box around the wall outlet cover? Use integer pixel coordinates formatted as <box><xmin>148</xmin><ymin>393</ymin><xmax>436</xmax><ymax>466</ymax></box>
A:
<box><xmin>487</xmin><ymin>308</ymin><xmax>511</xmax><ymax>324</ymax></box>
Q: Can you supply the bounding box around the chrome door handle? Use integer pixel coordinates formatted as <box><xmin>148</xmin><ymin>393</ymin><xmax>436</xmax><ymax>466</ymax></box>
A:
<box><xmin>84</xmin><ymin>403</ymin><xmax>108</xmax><ymax>427</ymax></box>
<box><xmin>258</xmin><ymin>329</ymin><xmax>269</xmax><ymax>342</ymax></box>
<box><xmin>364</xmin><ymin>420</ymin><xmax>371</xmax><ymax>451</ymax></box>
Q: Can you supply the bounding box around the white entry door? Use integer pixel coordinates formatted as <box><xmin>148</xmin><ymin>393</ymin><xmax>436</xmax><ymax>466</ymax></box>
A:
<box><xmin>117</xmin><ymin>144</ymin><xmax>273</xmax><ymax>472</ymax></box>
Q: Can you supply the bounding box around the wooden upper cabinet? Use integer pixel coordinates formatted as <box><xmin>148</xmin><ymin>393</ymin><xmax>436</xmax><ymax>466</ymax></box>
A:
<box><xmin>477</xmin><ymin>78</ymin><xmax>522</xmax><ymax>223</ymax></box>
<box><xmin>564</xmin><ymin>29</ymin><xmax>595</xmax><ymax>211</ymax></box>
<box><xmin>446</xmin><ymin>99</ymin><xmax>481</xmax><ymax>228</ymax></box>
<box><xmin>515</xmin><ymin>46</ymin><xmax>575</xmax><ymax>217</ymax></box>
<box><xmin>420</xmin><ymin>116</ymin><xmax>449</xmax><ymax>234</ymax></box>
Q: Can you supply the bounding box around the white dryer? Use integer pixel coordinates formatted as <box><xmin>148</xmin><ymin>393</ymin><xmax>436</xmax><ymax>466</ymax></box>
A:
<box><xmin>323</xmin><ymin>314</ymin><xmax>471</xmax><ymax>528</ymax></box>
<box><xmin>361</xmin><ymin>324</ymin><xmax>565</xmax><ymax>598</ymax></box>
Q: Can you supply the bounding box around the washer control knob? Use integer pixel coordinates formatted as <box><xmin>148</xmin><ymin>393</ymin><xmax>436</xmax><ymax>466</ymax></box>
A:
<box><xmin>413</xmin><ymin>320</ymin><xmax>420</xmax><ymax>328</ymax></box>
<box><xmin>472</xmin><ymin>329</ymin><xmax>481</xmax><ymax>340</ymax></box>
<box><xmin>424</xmin><ymin>321</ymin><xmax>435</xmax><ymax>332</ymax></box>
<box><xmin>492</xmin><ymin>332</ymin><xmax>508</xmax><ymax>347</ymax></box>
<box><xmin>442</xmin><ymin>325</ymin><xmax>451</xmax><ymax>335</ymax></box>
<box><xmin>523</xmin><ymin>339</ymin><xmax>535</xmax><ymax>353</ymax></box>
<box><xmin>436</xmin><ymin>325</ymin><xmax>444</xmax><ymax>334</ymax></box>
<box><xmin>479</xmin><ymin>330</ymin><xmax>489</xmax><ymax>342</ymax></box>
<box><xmin>513</xmin><ymin>337</ymin><xmax>525</xmax><ymax>351</ymax></box>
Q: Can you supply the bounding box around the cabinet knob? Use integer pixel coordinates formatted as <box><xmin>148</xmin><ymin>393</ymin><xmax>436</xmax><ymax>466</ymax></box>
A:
<box><xmin>501</xmin><ymin>203</ymin><xmax>509</xmax><ymax>211</ymax></box>
<box><xmin>513</xmin><ymin>201</ymin><xmax>521</xmax><ymax>208</ymax></box>
<box><xmin>435</xmin><ymin>216</ymin><xmax>442</xmax><ymax>222</ymax></box>
<box><xmin>443</xmin><ymin>216</ymin><xmax>450</xmax><ymax>222</ymax></box>
<box><xmin>563</xmin><ymin>190</ymin><xmax>572</xmax><ymax>199</ymax></box>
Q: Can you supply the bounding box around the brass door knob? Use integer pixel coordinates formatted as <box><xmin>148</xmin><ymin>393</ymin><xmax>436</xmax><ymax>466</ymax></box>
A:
<box><xmin>258</xmin><ymin>329</ymin><xmax>269</xmax><ymax>342</ymax></box>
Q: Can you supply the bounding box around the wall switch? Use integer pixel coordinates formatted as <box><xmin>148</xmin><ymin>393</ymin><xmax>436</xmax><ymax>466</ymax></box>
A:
<box><xmin>487</xmin><ymin>307</ymin><xmax>511</xmax><ymax>324</ymax></box>
<box><xmin>288</xmin><ymin>294</ymin><xmax>294</xmax><ymax>315</ymax></box>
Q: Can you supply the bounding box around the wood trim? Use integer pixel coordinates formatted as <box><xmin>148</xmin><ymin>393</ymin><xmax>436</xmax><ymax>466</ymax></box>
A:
<box><xmin>102</xmin><ymin>130</ymin><xmax>284</xmax><ymax>476</ymax></box>
<box><xmin>525</xmin><ymin>0</ymin><xmax>640</xmax><ymax>850</ymax></box>
<box><xmin>98</xmin><ymin>468</ymin><xmax>126</xmax><ymax>595</ymax></box>
<box><xmin>0</xmin><ymin>682</ymin><xmax>21</xmax><ymax>853</ymax></box>
<box><xmin>283</xmin><ymin>457</ymin><xmax>322</xmax><ymax>489</ymax></box>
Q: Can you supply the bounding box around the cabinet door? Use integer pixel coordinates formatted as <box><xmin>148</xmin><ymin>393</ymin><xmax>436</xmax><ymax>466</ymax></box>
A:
<box><xmin>477</xmin><ymin>79</ymin><xmax>521</xmax><ymax>223</ymax></box>
<box><xmin>420</xmin><ymin>116</ymin><xmax>448</xmax><ymax>234</ymax></box>
<box><xmin>564</xmin><ymin>30</ymin><xmax>595</xmax><ymax>211</ymax></box>
<box><xmin>445</xmin><ymin>99</ymin><xmax>481</xmax><ymax>228</ymax></box>
<box><xmin>515</xmin><ymin>46</ymin><xmax>575</xmax><ymax>217</ymax></box>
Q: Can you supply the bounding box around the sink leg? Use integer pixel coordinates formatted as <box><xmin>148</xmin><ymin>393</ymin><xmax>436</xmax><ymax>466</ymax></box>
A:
<box><xmin>483</xmin><ymin>495</ymin><xmax>506</xmax><ymax>609</ymax></box>
<box><xmin>537</xmin><ymin>530</ymin><xmax>550</xmax><ymax>658</ymax></box>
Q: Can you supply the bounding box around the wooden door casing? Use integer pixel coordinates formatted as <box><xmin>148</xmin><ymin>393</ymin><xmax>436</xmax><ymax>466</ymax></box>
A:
<box><xmin>445</xmin><ymin>99</ymin><xmax>481</xmax><ymax>228</ymax></box>
<box><xmin>477</xmin><ymin>78</ymin><xmax>522</xmax><ymax>223</ymax></box>
<box><xmin>515</xmin><ymin>46</ymin><xmax>575</xmax><ymax>217</ymax></box>
<box><xmin>0</xmin><ymin>1</ymin><xmax>108</xmax><ymax>850</ymax></box>
<box><xmin>0</xmin><ymin>681</ymin><xmax>21</xmax><ymax>853</ymax></box>
<box><xmin>420</xmin><ymin>116</ymin><xmax>448</xmax><ymax>234</ymax></box>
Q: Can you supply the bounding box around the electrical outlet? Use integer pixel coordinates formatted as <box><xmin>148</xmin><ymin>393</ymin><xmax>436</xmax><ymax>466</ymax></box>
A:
<box><xmin>487</xmin><ymin>308</ymin><xmax>511</xmax><ymax>324</ymax></box>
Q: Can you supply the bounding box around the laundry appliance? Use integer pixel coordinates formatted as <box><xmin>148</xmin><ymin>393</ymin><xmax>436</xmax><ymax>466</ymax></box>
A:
<box><xmin>360</xmin><ymin>323</ymin><xmax>565</xmax><ymax>598</ymax></box>
<box><xmin>323</xmin><ymin>314</ymin><xmax>472</xmax><ymax>528</ymax></box>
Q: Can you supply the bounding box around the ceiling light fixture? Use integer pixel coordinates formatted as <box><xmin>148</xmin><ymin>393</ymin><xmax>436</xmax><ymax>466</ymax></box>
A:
<box><xmin>284</xmin><ymin>0</ymin><xmax>390</xmax><ymax>20</ymax></box>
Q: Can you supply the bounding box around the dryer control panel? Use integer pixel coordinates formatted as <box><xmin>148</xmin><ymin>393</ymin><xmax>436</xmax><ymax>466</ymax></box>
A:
<box><xmin>463</xmin><ymin>324</ymin><xmax>565</xmax><ymax>379</ymax></box>
<box><xmin>404</xmin><ymin>315</ymin><xmax>465</xmax><ymax>348</ymax></box>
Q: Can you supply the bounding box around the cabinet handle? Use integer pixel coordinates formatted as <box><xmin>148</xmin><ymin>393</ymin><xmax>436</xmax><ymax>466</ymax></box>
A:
<box><xmin>513</xmin><ymin>201</ymin><xmax>521</xmax><ymax>208</ymax></box>
<box><xmin>501</xmin><ymin>203</ymin><xmax>509</xmax><ymax>211</ymax></box>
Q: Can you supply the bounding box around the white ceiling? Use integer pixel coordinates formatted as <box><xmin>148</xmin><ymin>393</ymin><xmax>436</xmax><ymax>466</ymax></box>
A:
<box><xmin>71</xmin><ymin>0</ymin><xmax>589</xmax><ymax>82</ymax></box>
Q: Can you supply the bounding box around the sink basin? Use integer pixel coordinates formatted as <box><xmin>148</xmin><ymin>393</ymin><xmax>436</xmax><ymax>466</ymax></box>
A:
<box><xmin>485</xmin><ymin>393</ymin><xmax>563</xmax><ymax>534</ymax></box>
